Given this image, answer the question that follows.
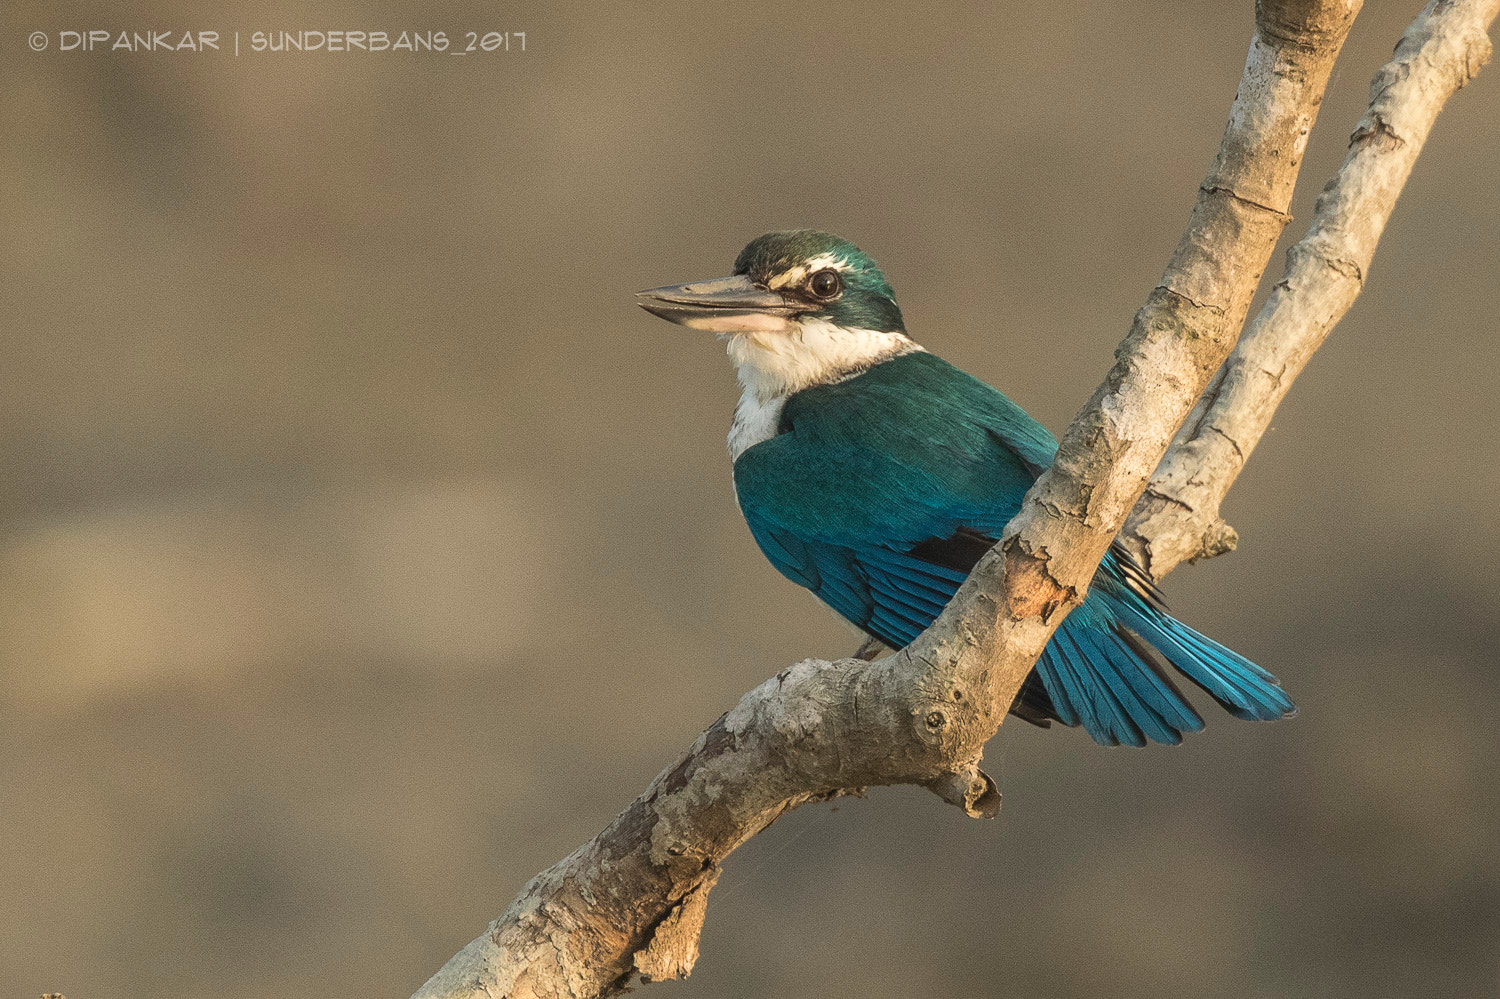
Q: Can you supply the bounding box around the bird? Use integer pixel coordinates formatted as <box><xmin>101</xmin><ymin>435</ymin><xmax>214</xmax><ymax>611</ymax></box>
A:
<box><xmin>636</xmin><ymin>229</ymin><xmax>1295</xmax><ymax>747</ymax></box>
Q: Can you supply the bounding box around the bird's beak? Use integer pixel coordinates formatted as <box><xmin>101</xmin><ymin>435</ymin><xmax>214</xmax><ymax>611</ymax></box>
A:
<box><xmin>636</xmin><ymin>275</ymin><xmax>800</xmax><ymax>334</ymax></box>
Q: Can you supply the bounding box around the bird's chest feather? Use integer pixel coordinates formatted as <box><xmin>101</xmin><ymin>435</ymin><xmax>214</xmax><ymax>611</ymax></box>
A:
<box><xmin>727</xmin><ymin>391</ymin><xmax>786</xmax><ymax>463</ymax></box>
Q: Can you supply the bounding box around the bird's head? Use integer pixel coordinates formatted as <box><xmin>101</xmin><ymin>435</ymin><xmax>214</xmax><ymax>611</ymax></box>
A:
<box><xmin>637</xmin><ymin>230</ymin><xmax>914</xmax><ymax>400</ymax></box>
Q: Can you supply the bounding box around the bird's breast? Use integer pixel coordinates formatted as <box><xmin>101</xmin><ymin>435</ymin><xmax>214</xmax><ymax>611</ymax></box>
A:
<box><xmin>727</xmin><ymin>390</ymin><xmax>787</xmax><ymax>462</ymax></box>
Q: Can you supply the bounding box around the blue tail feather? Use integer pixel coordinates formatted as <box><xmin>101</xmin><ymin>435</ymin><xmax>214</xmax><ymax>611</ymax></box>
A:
<box><xmin>1100</xmin><ymin>626</ymin><xmax>1206</xmax><ymax>736</ymax></box>
<box><xmin>1030</xmin><ymin>586</ymin><xmax>1294</xmax><ymax>747</ymax></box>
<box><xmin>1057</xmin><ymin>626</ymin><xmax>1155</xmax><ymax>747</ymax></box>
<box><xmin>1126</xmin><ymin>611</ymin><xmax>1295</xmax><ymax>722</ymax></box>
<box><xmin>814</xmin><ymin>533</ymin><xmax>1294</xmax><ymax>748</ymax></box>
<box><xmin>1074</xmin><ymin>625</ymin><xmax>1201</xmax><ymax>743</ymax></box>
<box><xmin>1044</xmin><ymin>626</ymin><xmax>1138</xmax><ymax>746</ymax></box>
<box><xmin>1036</xmin><ymin>631</ymin><xmax>1090</xmax><ymax>731</ymax></box>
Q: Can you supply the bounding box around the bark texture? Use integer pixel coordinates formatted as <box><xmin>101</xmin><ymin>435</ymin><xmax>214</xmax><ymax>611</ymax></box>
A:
<box><xmin>1121</xmin><ymin>0</ymin><xmax>1500</xmax><ymax>577</ymax></box>
<box><xmin>411</xmin><ymin>2</ymin><xmax>1496</xmax><ymax>996</ymax></box>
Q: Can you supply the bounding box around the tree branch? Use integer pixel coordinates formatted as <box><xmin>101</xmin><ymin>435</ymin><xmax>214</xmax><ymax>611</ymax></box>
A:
<box><xmin>405</xmin><ymin>1</ymin><xmax>1500</xmax><ymax>995</ymax></box>
<box><xmin>1120</xmin><ymin>0</ymin><xmax>1500</xmax><ymax>577</ymax></box>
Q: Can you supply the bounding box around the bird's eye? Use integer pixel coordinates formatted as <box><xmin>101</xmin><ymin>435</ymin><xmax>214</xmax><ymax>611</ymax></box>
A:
<box><xmin>808</xmin><ymin>268</ymin><xmax>842</xmax><ymax>299</ymax></box>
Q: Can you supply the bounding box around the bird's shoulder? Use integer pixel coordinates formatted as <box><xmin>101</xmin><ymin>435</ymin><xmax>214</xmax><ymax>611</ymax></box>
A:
<box><xmin>739</xmin><ymin>350</ymin><xmax>1056</xmax><ymax>474</ymax></box>
<box><xmin>732</xmin><ymin>351</ymin><xmax>1052</xmax><ymax>546</ymax></box>
<box><xmin>800</xmin><ymin>352</ymin><xmax>1052</xmax><ymax>460</ymax></box>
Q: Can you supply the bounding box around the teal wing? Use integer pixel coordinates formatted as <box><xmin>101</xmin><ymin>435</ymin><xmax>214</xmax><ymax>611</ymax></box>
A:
<box><xmin>730</xmin><ymin>352</ymin><xmax>1294</xmax><ymax>747</ymax></box>
<box><xmin>736</xmin><ymin>441</ymin><xmax>1012</xmax><ymax>651</ymax></box>
<box><xmin>732</xmin><ymin>353</ymin><xmax>1046</xmax><ymax>647</ymax></box>
<box><xmin>732</xmin><ymin>353</ymin><xmax>1056</xmax><ymax>712</ymax></box>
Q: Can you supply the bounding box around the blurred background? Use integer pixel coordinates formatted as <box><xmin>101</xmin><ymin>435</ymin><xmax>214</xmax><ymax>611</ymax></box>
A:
<box><xmin>2</xmin><ymin>1</ymin><xmax>1498</xmax><ymax>996</ymax></box>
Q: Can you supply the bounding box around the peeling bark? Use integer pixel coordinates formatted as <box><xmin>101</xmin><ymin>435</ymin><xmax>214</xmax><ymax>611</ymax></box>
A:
<box><xmin>633</xmin><ymin>868</ymin><xmax>719</xmax><ymax>984</ymax></box>
<box><xmin>1000</xmin><ymin>536</ymin><xmax>1079</xmax><ymax>624</ymax></box>
<box><xmin>410</xmin><ymin>2</ymin><xmax>1498</xmax><ymax>996</ymax></box>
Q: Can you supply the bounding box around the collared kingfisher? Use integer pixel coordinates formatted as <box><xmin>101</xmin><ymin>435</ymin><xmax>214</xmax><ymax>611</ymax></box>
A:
<box><xmin>637</xmin><ymin>229</ymin><xmax>1295</xmax><ymax>747</ymax></box>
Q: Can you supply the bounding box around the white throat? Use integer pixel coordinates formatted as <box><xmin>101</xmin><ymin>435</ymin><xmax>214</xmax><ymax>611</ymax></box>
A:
<box><xmin>726</xmin><ymin>318</ymin><xmax>919</xmax><ymax>461</ymax></box>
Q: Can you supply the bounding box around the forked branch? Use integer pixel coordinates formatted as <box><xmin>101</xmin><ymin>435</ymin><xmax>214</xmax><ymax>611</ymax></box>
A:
<box><xmin>1121</xmin><ymin>0</ymin><xmax>1500</xmax><ymax>577</ymax></box>
<box><xmin>412</xmin><ymin>2</ymin><xmax>1497</xmax><ymax>996</ymax></box>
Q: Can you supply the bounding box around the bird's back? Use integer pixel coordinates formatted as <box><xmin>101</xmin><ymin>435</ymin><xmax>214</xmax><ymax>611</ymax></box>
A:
<box><xmin>734</xmin><ymin>350</ymin><xmax>1055</xmax><ymax>541</ymax></box>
